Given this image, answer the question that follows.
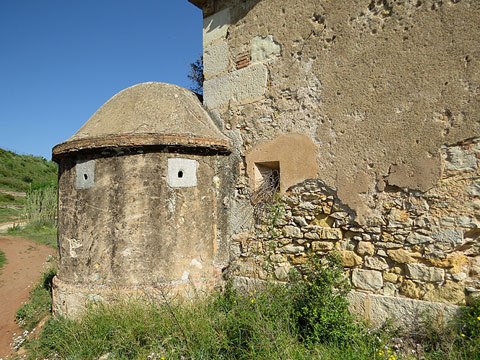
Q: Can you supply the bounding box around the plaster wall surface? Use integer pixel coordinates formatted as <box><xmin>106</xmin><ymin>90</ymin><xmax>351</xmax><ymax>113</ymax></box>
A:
<box><xmin>201</xmin><ymin>0</ymin><xmax>480</xmax><ymax>221</ymax></box>
<box><xmin>55</xmin><ymin>151</ymin><xmax>229</xmax><ymax>311</ymax></box>
<box><xmin>196</xmin><ymin>0</ymin><xmax>480</xmax><ymax>321</ymax></box>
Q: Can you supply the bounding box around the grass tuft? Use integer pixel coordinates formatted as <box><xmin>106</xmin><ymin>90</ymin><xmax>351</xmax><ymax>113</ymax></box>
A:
<box><xmin>8</xmin><ymin>219</ymin><xmax>57</xmax><ymax>248</ymax></box>
<box><xmin>16</xmin><ymin>266</ymin><xmax>56</xmax><ymax>331</ymax></box>
<box><xmin>0</xmin><ymin>249</ymin><xmax>6</xmax><ymax>270</ymax></box>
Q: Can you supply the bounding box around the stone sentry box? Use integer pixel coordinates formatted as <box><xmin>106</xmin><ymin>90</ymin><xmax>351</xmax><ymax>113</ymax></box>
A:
<box><xmin>51</xmin><ymin>82</ymin><xmax>231</xmax><ymax>317</ymax></box>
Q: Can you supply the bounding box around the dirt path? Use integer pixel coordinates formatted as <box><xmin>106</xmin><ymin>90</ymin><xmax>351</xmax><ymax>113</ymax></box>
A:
<box><xmin>0</xmin><ymin>235</ymin><xmax>55</xmax><ymax>358</ymax></box>
<box><xmin>0</xmin><ymin>190</ymin><xmax>26</xmax><ymax>198</ymax></box>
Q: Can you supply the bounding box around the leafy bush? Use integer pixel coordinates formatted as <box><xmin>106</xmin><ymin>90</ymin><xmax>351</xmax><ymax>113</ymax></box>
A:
<box><xmin>26</xmin><ymin>255</ymin><xmax>390</xmax><ymax>360</ymax></box>
<box><xmin>290</xmin><ymin>252</ymin><xmax>362</xmax><ymax>345</ymax></box>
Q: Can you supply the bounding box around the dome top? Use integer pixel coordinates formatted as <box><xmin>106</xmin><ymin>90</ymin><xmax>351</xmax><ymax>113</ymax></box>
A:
<box><xmin>52</xmin><ymin>82</ymin><xmax>229</xmax><ymax>160</ymax></box>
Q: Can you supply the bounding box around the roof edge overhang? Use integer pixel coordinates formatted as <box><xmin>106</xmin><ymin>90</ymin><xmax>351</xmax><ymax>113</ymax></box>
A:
<box><xmin>188</xmin><ymin>0</ymin><xmax>206</xmax><ymax>9</ymax></box>
<box><xmin>52</xmin><ymin>133</ymin><xmax>231</xmax><ymax>162</ymax></box>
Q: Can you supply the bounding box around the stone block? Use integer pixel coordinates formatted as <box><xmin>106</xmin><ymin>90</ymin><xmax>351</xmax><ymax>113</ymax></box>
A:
<box><xmin>433</xmin><ymin>228</ymin><xmax>464</xmax><ymax>245</ymax></box>
<box><xmin>203</xmin><ymin>64</ymin><xmax>268</xmax><ymax>109</ymax></box>
<box><xmin>274</xmin><ymin>264</ymin><xmax>291</xmax><ymax>281</ymax></box>
<box><xmin>251</xmin><ymin>35</ymin><xmax>281</xmax><ymax>62</ymax></box>
<box><xmin>75</xmin><ymin>159</ymin><xmax>95</xmax><ymax>190</ymax></box>
<box><xmin>466</xmin><ymin>183</ymin><xmax>480</xmax><ymax>196</ymax></box>
<box><xmin>383</xmin><ymin>272</ymin><xmax>398</xmax><ymax>283</ymax></box>
<box><xmin>318</xmin><ymin>227</ymin><xmax>342</xmax><ymax>240</ymax></box>
<box><xmin>400</xmin><ymin>279</ymin><xmax>422</xmax><ymax>299</ymax></box>
<box><xmin>347</xmin><ymin>291</ymin><xmax>367</xmax><ymax>319</ymax></box>
<box><xmin>423</xmin><ymin>280</ymin><xmax>465</xmax><ymax>304</ymax></box>
<box><xmin>367</xmin><ymin>294</ymin><xmax>447</xmax><ymax>328</ymax></box>
<box><xmin>428</xmin><ymin>255</ymin><xmax>469</xmax><ymax>273</ymax></box>
<box><xmin>284</xmin><ymin>225</ymin><xmax>302</xmax><ymax>238</ymax></box>
<box><xmin>445</xmin><ymin>147</ymin><xmax>477</xmax><ymax>171</ymax></box>
<box><xmin>167</xmin><ymin>158</ymin><xmax>198</xmax><ymax>188</ymax></box>
<box><xmin>387</xmin><ymin>249</ymin><xmax>420</xmax><ymax>263</ymax></box>
<box><xmin>365</xmin><ymin>256</ymin><xmax>389</xmax><ymax>271</ymax></box>
<box><xmin>311</xmin><ymin>214</ymin><xmax>334</xmax><ymax>227</ymax></box>
<box><xmin>352</xmin><ymin>269</ymin><xmax>383</xmax><ymax>291</ymax></box>
<box><xmin>311</xmin><ymin>241</ymin><xmax>334</xmax><ymax>251</ymax></box>
<box><xmin>204</xmin><ymin>41</ymin><xmax>230</xmax><ymax>78</ymax></box>
<box><xmin>293</xmin><ymin>216</ymin><xmax>308</xmax><ymax>227</ymax></box>
<box><xmin>278</xmin><ymin>244</ymin><xmax>304</xmax><ymax>254</ymax></box>
<box><xmin>203</xmin><ymin>8</ymin><xmax>230</xmax><ymax>47</ymax></box>
<box><xmin>406</xmin><ymin>232</ymin><xmax>433</xmax><ymax>245</ymax></box>
<box><xmin>339</xmin><ymin>250</ymin><xmax>363</xmax><ymax>267</ymax></box>
<box><xmin>356</xmin><ymin>241</ymin><xmax>375</xmax><ymax>256</ymax></box>
<box><xmin>406</xmin><ymin>263</ymin><xmax>445</xmax><ymax>282</ymax></box>
<box><xmin>383</xmin><ymin>282</ymin><xmax>397</xmax><ymax>297</ymax></box>
<box><xmin>304</xmin><ymin>232</ymin><xmax>320</xmax><ymax>240</ymax></box>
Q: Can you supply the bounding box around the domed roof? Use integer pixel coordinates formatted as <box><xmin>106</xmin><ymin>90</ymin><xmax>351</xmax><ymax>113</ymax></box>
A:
<box><xmin>52</xmin><ymin>82</ymin><xmax>229</xmax><ymax>159</ymax></box>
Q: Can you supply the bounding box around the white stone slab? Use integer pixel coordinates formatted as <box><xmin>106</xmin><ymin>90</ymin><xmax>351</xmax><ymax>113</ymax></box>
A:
<box><xmin>204</xmin><ymin>64</ymin><xmax>268</xmax><ymax>109</ymax></box>
<box><xmin>76</xmin><ymin>159</ymin><xmax>95</xmax><ymax>190</ymax></box>
<box><xmin>203</xmin><ymin>8</ymin><xmax>230</xmax><ymax>48</ymax></box>
<box><xmin>167</xmin><ymin>158</ymin><xmax>198</xmax><ymax>188</ymax></box>
<box><xmin>204</xmin><ymin>40</ymin><xmax>230</xmax><ymax>78</ymax></box>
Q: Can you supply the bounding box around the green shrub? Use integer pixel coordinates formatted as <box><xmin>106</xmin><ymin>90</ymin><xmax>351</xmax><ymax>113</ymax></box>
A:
<box><xmin>290</xmin><ymin>252</ymin><xmax>361</xmax><ymax>346</ymax></box>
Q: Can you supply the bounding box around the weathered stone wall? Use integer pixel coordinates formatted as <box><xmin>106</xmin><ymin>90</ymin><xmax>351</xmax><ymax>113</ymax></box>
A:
<box><xmin>54</xmin><ymin>149</ymin><xmax>230</xmax><ymax>316</ymax></box>
<box><xmin>229</xmin><ymin>139</ymin><xmax>479</xmax><ymax>307</ymax></box>
<box><xmin>201</xmin><ymin>0</ymin><xmax>479</xmax><ymax>216</ymax></box>
<box><xmin>197</xmin><ymin>0</ymin><xmax>480</xmax><ymax>315</ymax></box>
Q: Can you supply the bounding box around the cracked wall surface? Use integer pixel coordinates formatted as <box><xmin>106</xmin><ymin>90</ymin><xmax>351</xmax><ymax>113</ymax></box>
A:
<box><xmin>201</xmin><ymin>0</ymin><xmax>479</xmax><ymax>221</ymax></box>
<box><xmin>196</xmin><ymin>0</ymin><xmax>480</xmax><ymax>318</ymax></box>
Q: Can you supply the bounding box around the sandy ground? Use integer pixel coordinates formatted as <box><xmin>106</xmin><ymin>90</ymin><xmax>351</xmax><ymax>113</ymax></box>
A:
<box><xmin>0</xmin><ymin>235</ymin><xmax>55</xmax><ymax>358</ymax></box>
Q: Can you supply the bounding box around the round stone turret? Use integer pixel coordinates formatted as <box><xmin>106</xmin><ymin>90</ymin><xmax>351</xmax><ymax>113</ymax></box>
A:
<box><xmin>52</xmin><ymin>82</ymin><xmax>231</xmax><ymax>317</ymax></box>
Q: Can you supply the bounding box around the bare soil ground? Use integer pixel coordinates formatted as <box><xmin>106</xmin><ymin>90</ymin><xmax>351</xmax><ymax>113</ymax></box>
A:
<box><xmin>0</xmin><ymin>235</ymin><xmax>55</xmax><ymax>358</ymax></box>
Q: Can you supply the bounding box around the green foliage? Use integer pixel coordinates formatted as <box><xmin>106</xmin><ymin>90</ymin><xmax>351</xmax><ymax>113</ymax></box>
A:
<box><xmin>0</xmin><ymin>193</ymin><xmax>16</xmax><ymax>202</ymax></box>
<box><xmin>0</xmin><ymin>148</ymin><xmax>57</xmax><ymax>192</ymax></box>
<box><xmin>27</xmin><ymin>256</ymin><xmax>390</xmax><ymax>360</ymax></box>
<box><xmin>188</xmin><ymin>55</ymin><xmax>204</xmax><ymax>95</ymax></box>
<box><xmin>8</xmin><ymin>219</ymin><xmax>57</xmax><ymax>248</ymax></box>
<box><xmin>0</xmin><ymin>206</ymin><xmax>22</xmax><ymax>224</ymax></box>
<box><xmin>16</xmin><ymin>266</ymin><xmax>56</xmax><ymax>331</ymax></box>
<box><xmin>291</xmin><ymin>252</ymin><xmax>362</xmax><ymax>345</ymax></box>
<box><xmin>24</xmin><ymin>185</ymin><xmax>57</xmax><ymax>221</ymax></box>
<box><xmin>264</xmin><ymin>192</ymin><xmax>286</xmax><ymax>238</ymax></box>
<box><xmin>458</xmin><ymin>297</ymin><xmax>480</xmax><ymax>339</ymax></box>
<box><xmin>0</xmin><ymin>249</ymin><xmax>6</xmax><ymax>269</ymax></box>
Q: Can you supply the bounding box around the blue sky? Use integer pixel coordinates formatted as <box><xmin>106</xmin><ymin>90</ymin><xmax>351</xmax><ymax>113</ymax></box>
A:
<box><xmin>0</xmin><ymin>0</ymin><xmax>202</xmax><ymax>160</ymax></box>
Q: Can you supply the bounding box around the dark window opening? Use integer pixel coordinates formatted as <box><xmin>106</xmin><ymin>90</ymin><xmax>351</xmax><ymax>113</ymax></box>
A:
<box><xmin>251</xmin><ymin>161</ymin><xmax>280</xmax><ymax>223</ymax></box>
<box><xmin>84</xmin><ymin>174</ymin><xmax>88</xmax><ymax>180</ymax></box>
<box><xmin>178</xmin><ymin>170</ymin><xmax>184</xmax><ymax>178</ymax></box>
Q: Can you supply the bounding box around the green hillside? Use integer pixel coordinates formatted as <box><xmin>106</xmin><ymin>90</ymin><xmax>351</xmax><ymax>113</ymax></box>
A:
<box><xmin>0</xmin><ymin>148</ymin><xmax>57</xmax><ymax>192</ymax></box>
<box><xmin>0</xmin><ymin>148</ymin><xmax>58</xmax><ymax>225</ymax></box>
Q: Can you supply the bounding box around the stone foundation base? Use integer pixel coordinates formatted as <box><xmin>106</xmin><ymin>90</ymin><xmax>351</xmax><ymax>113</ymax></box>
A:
<box><xmin>52</xmin><ymin>276</ymin><xmax>222</xmax><ymax>318</ymax></box>
<box><xmin>232</xmin><ymin>276</ymin><xmax>461</xmax><ymax>329</ymax></box>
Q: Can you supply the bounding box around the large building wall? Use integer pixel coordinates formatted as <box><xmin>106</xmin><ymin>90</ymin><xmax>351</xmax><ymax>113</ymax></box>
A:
<box><xmin>197</xmin><ymin>0</ymin><xmax>480</xmax><ymax>322</ymax></box>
